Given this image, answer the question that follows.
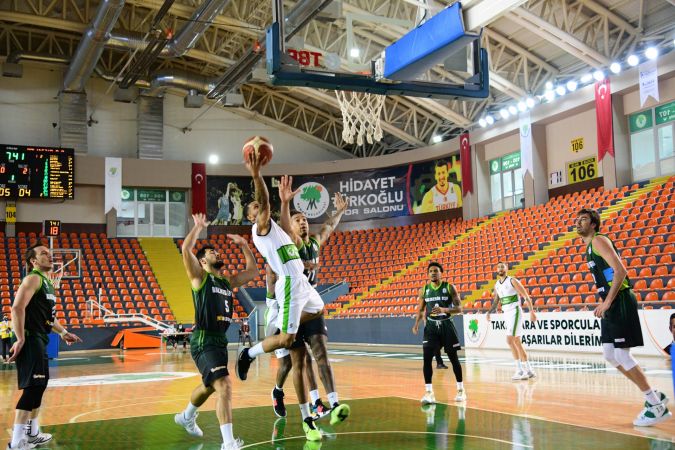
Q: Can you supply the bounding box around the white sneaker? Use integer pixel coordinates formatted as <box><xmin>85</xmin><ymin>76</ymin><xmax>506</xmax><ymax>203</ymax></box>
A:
<box><xmin>454</xmin><ymin>389</ymin><xmax>466</xmax><ymax>402</ymax></box>
<box><xmin>421</xmin><ymin>392</ymin><xmax>436</xmax><ymax>405</ymax></box>
<box><xmin>6</xmin><ymin>439</ymin><xmax>35</xmax><ymax>450</ymax></box>
<box><xmin>221</xmin><ymin>438</ymin><xmax>244</xmax><ymax>450</ymax></box>
<box><xmin>175</xmin><ymin>412</ymin><xmax>203</xmax><ymax>437</ymax></box>
<box><xmin>633</xmin><ymin>403</ymin><xmax>672</xmax><ymax>427</ymax></box>
<box><xmin>526</xmin><ymin>369</ymin><xmax>536</xmax><ymax>379</ymax></box>
<box><xmin>26</xmin><ymin>432</ymin><xmax>52</xmax><ymax>446</ymax></box>
<box><xmin>512</xmin><ymin>370</ymin><xmax>528</xmax><ymax>380</ymax></box>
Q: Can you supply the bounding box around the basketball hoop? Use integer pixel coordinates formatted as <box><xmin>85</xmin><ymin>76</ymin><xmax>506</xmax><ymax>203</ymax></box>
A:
<box><xmin>335</xmin><ymin>91</ymin><xmax>385</xmax><ymax>146</ymax></box>
<box><xmin>49</xmin><ymin>271</ymin><xmax>63</xmax><ymax>290</ymax></box>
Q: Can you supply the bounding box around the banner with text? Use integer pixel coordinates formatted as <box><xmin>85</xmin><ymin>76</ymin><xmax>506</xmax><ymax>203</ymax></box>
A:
<box><xmin>463</xmin><ymin>310</ymin><xmax>672</xmax><ymax>357</ymax></box>
<box><xmin>207</xmin><ymin>157</ymin><xmax>462</xmax><ymax>224</ymax></box>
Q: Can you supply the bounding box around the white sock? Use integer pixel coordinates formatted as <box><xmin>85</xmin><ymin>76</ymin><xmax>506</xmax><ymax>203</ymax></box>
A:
<box><xmin>457</xmin><ymin>382</ymin><xmax>464</xmax><ymax>390</ymax></box>
<box><xmin>220</xmin><ymin>423</ymin><xmax>235</xmax><ymax>445</ymax></box>
<box><xmin>11</xmin><ymin>424</ymin><xmax>26</xmax><ymax>447</ymax></box>
<box><xmin>516</xmin><ymin>360</ymin><xmax>523</xmax><ymax>371</ymax></box>
<box><xmin>327</xmin><ymin>392</ymin><xmax>338</xmax><ymax>407</ymax></box>
<box><xmin>309</xmin><ymin>390</ymin><xmax>320</xmax><ymax>404</ymax></box>
<box><xmin>643</xmin><ymin>389</ymin><xmax>661</xmax><ymax>405</ymax></box>
<box><xmin>425</xmin><ymin>384</ymin><xmax>433</xmax><ymax>393</ymax></box>
<box><xmin>299</xmin><ymin>402</ymin><xmax>311</xmax><ymax>420</ymax></box>
<box><xmin>184</xmin><ymin>402</ymin><xmax>198</xmax><ymax>419</ymax></box>
<box><xmin>275</xmin><ymin>385</ymin><xmax>283</xmax><ymax>392</ymax></box>
<box><xmin>248</xmin><ymin>342</ymin><xmax>265</xmax><ymax>359</ymax></box>
<box><xmin>524</xmin><ymin>360</ymin><xmax>532</xmax><ymax>371</ymax></box>
<box><xmin>27</xmin><ymin>418</ymin><xmax>39</xmax><ymax>436</ymax></box>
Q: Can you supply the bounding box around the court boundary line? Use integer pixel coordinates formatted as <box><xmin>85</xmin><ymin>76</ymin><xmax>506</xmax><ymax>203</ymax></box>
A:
<box><xmin>396</xmin><ymin>395</ymin><xmax>674</xmax><ymax>444</ymax></box>
<box><xmin>239</xmin><ymin>430</ymin><xmax>534</xmax><ymax>449</ymax></box>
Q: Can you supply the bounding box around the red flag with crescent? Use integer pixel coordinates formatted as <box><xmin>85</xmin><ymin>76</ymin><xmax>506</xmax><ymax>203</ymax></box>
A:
<box><xmin>595</xmin><ymin>79</ymin><xmax>614</xmax><ymax>161</ymax></box>
<box><xmin>192</xmin><ymin>163</ymin><xmax>206</xmax><ymax>214</ymax></box>
<box><xmin>460</xmin><ymin>132</ymin><xmax>473</xmax><ymax>195</ymax></box>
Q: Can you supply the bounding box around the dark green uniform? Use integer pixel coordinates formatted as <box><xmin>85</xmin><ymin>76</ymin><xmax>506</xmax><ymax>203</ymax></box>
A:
<box><xmin>586</xmin><ymin>233</ymin><xmax>643</xmax><ymax>348</ymax></box>
<box><xmin>292</xmin><ymin>236</ymin><xmax>327</xmax><ymax>348</ymax></box>
<box><xmin>17</xmin><ymin>269</ymin><xmax>56</xmax><ymax>389</ymax></box>
<box><xmin>298</xmin><ymin>236</ymin><xmax>320</xmax><ymax>287</ymax></box>
<box><xmin>422</xmin><ymin>281</ymin><xmax>460</xmax><ymax>351</ymax></box>
<box><xmin>190</xmin><ymin>272</ymin><xmax>234</xmax><ymax>386</ymax></box>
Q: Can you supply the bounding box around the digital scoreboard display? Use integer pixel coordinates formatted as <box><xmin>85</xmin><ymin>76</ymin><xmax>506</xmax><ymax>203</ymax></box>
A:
<box><xmin>0</xmin><ymin>145</ymin><xmax>74</xmax><ymax>199</ymax></box>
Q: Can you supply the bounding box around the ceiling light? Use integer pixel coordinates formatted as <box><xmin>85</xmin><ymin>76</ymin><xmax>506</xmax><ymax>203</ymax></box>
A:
<box><xmin>517</xmin><ymin>101</ymin><xmax>527</xmax><ymax>112</ymax></box>
<box><xmin>580</xmin><ymin>73</ymin><xmax>593</xmax><ymax>83</ymax></box>
<box><xmin>545</xmin><ymin>81</ymin><xmax>554</xmax><ymax>90</ymax></box>
<box><xmin>208</xmin><ymin>154</ymin><xmax>219</xmax><ymax>164</ymax></box>
<box><xmin>610</xmin><ymin>62</ymin><xmax>621</xmax><ymax>74</ymax></box>
<box><xmin>555</xmin><ymin>85</ymin><xmax>566</xmax><ymax>96</ymax></box>
<box><xmin>485</xmin><ymin>115</ymin><xmax>494</xmax><ymax>125</ymax></box>
<box><xmin>508</xmin><ymin>105</ymin><xmax>518</xmax><ymax>115</ymax></box>
<box><xmin>432</xmin><ymin>135</ymin><xmax>442</xmax><ymax>143</ymax></box>
<box><xmin>479</xmin><ymin>118</ymin><xmax>487</xmax><ymax>128</ymax></box>
<box><xmin>566</xmin><ymin>80</ymin><xmax>578</xmax><ymax>92</ymax></box>
<box><xmin>544</xmin><ymin>90</ymin><xmax>555</xmax><ymax>102</ymax></box>
<box><xmin>499</xmin><ymin>108</ymin><xmax>510</xmax><ymax>119</ymax></box>
<box><xmin>593</xmin><ymin>70</ymin><xmax>605</xmax><ymax>81</ymax></box>
<box><xmin>627</xmin><ymin>54</ymin><xmax>639</xmax><ymax>67</ymax></box>
<box><xmin>645</xmin><ymin>46</ymin><xmax>658</xmax><ymax>60</ymax></box>
<box><xmin>349</xmin><ymin>47</ymin><xmax>360</xmax><ymax>58</ymax></box>
<box><xmin>525</xmin><ymin>97</ymin><xmax>536</xmax><ymax>108</ymax></box>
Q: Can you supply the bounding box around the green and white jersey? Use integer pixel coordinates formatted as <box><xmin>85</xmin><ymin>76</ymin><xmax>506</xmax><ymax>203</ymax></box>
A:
<box><xmin>423</xmin><ymin>281</ymin><xmax>453</xmax><ymax>320</ymax></box>
<box><xmin>252</xmin><ymin>219</ymin><xmax>304</xmax><ymax>278</ymax></box>
<box><xmin>299</xmin><ymin>236</ymin><xmax>320</xmax><ymax>286</ymax></box>
<box><xmin>494</xmin><ymin>276</ymin><xmax>520</xmax><ymax>309</ymax></box>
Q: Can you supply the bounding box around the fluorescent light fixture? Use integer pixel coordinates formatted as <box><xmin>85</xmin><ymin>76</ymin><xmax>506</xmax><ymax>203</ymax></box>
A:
<box><xmin>499</xmin><ymin>108</ymin><xmax>510</xmax><ymax>119</ymax></box>
<box><xmin>555</xmin><ymin>85</ymin><xmax>566</xmax><ymax>96</ymax></box>
<box><xmin>593</xmin><ymin>70</ymin><xmax>605</xmax><ymax>81</ymax></box>
<box><xmin>627</xmin><ymin>54</ymin><xmax>639</xmax><ymax>66</ymax></box>
<box><xmin>485</xmin><ymin>115</ymin><xmax>494</xmax><ymax>125</ymax></box>
<box><xmin>508</xmin><ymin>105</ymin><xmax>518</xmax><ymax>115</ymax></box>
<box><xmin>432</xmin><ymin>135</ymin><xmax>442</xmax><ymax>143</ymax></box>
<box><xmin>525</xmin><ymin>97</ymin><xmax>536</xmax><ymax>108</ymax></box>
<box><xmin>349</xmin><ymin>47</ymin><xmax>360</xmax><ymax>58</ymax></box>
<box><xmin>566</xmin><ymin>80</ymin><xmax>578</xmax><ymax>92</ymax></box>
<box><xmin>610</xmin><ymin>62</ymin><xmax>621</xmax><ymax>74</ymax></box>
<box><xmin>580</xmin><ymin>73</ymin><xmax>593</xmax><ymax>83</ymax></box>
<box><xmin>645</xmin><ymin>46</ymin><xmax>658</xmax><ymax>60</ymax></box>
<box><xmin>208</xmin><ymin>154</ymin><xmax>219</xmax><ymax>164</ymax></box>
<box><xmin>479</xmin><ymin>118</ymin><xmax>487</xmax><ymax>128</ymax></box>
<box><xmin>517</xmin><ymin>101</ymin><xmax>527</xmax><ymax>112</ymax></box>
<box><xmin>545</xmin><ymin>81</ymin><xmax>554</xmax><ymax>90</ymax></box>
<box><xmin>544</xmin><ymin>90</ymin><xmax>555</xmax><ymax>102</ymax></box>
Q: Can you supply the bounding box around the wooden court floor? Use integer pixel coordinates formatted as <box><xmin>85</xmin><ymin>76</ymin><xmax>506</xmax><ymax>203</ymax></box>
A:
<box><xmin>0</xmin><ymin>345</ymin><xmax>674</xmax><ymax>449</ymax></box>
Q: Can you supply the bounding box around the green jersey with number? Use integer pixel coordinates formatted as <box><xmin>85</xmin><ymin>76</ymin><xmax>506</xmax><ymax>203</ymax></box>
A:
<box><xmin>299</xmin><ymin>236</ymin><xmax>320</xmax><ymax>286</ymax></box>
<box><xmin>586</xmin><ymin>233</ymin><xmax>631</xmax><ymax>300</ymax></box>
<box><xmin>423</xmin><ymin>281</ymin><xmax>454</xmax><ymax>320</ymax></box>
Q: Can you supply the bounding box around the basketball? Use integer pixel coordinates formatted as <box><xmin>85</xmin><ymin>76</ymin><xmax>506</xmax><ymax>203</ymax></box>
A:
<box><xmin>242</xmin><ymin>136</ymin><xmax>273</xmax><ymax>166</ymax></box>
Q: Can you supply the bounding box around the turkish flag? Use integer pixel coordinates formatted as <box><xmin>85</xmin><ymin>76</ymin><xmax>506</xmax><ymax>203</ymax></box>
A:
<box><xmin>459</xmin><ymin>132</ymin><xmax>473</xmax><ymax>195</ymax></box>
<box><xmin>192</xmin><ymin>163</ymin><xmax>206</xmax><ymax>214</ymax></box>
<box><xmin>595</xmin><ymin>79</ymin><xmax>614</xmax><ymax>161</ymax></box>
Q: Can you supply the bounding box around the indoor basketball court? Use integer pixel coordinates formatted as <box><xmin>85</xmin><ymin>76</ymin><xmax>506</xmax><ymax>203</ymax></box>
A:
<box><xmin>1</xmin><ymin>0</ymin><xmax>675</xmax><ymax>449</ymax></box>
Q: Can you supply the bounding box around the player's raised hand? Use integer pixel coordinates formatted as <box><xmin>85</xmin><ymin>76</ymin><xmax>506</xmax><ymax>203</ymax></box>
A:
<box><xmin>244</xmin><ymin>147</ymin><xmax>263</xmax><ymax>175</ymax></box>
<box><xmin>334</xmin><ymin>192</ymin><xmax>349</xmax><ymax>212</ymax></box>
<box><xmin>192</xmin><ymin>213</ymin><xmax>210</xmax><ymax>228</ymax></box>
<box><xmin>227</xmin><ymin>234</ymin><xmax>248</xmax><ymax>247</ymax></box>
<box><xmin>279</xmin><ymin>175</ymin><xmax>300</xmax><ymax>203</ymax></box>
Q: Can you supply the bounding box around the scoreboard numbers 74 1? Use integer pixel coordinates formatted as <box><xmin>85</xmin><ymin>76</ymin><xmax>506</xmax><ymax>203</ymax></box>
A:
<box><xmin>0</xmin><ymin>145</ymin><xmax>75</xmax><ymax>199</ymax></box>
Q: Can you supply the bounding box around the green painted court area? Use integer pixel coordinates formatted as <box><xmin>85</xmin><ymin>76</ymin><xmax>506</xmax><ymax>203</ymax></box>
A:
<box><xmin>43</xmin><ymin>397</ymin><xmax>663</xmax><ymax>449</ymax></box>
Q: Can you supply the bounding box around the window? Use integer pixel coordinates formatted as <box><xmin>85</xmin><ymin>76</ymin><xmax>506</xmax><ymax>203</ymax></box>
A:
<box><xmin>117</xmin><ymin>188</ymin><xmax>187</xmax><ymax>237</ymax></box>
<box><xmin>489</xmin><ymin>152</ymin><xmax>523</xmax><ymax>212</ymax></box>
<box><xmin>628</xmin><ymin>101</ymin><xmax>675</xmax><ymax>181</ymax></box>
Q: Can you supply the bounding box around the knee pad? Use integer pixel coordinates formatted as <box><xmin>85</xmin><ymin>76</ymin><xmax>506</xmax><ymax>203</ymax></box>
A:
<box><xmin>16</xmin><ymin>385</ymin><xmax>46</xmax><ymax>411</ymax></box>
<box><xmin>602</xmin><ymin>343</ymin><xmax>620</xmax><ymax>368</ymax></box>
<box><xmin>614</xmin><ymin>347</ymin><xmax>638</xmax><ymax>371</ymax></box>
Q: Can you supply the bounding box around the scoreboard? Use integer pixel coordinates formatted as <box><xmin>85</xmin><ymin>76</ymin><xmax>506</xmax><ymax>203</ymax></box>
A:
<box><xmin>0</xmin><ymin>145</ymin><xmax>74</xmax><ymax>199</ymax></box>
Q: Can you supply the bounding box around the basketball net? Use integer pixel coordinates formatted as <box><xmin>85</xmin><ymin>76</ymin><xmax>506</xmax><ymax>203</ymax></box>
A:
<box><xmin>49</xmin><ymin>268</ymin><xmax>63</xmax><ymax>290</ymax></box>
<box><xmin>335</xmin><ymin>91</ymin><xmax>385</xmax><ymax>146</ymax></box>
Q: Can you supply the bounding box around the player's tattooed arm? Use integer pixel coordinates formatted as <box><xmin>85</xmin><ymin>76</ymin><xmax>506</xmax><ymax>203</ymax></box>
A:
<box><xmin>278</xmin><ymin>175</ymin><xmax>302</xmax><ymax>246</ymax></box>
<box><xmin>225</xmin><ymin>234</ymin><xmax>260</xmax><ymax>288</ymax></box>
<box><xmin>316</xmin><ymin>192</ymin><xmax>349</xmax><ymax>246</ymax></box>
<box><xmin>245</xmin><ymin>148</ymin><xmax>271</xmax><ymax>234</ymax></box>
<box><xmin>446</xmin><ymin>284</ymin><xmax>463</xmax><ymax>314</ymax></box>
<box><xmin>487</xmin><ymin>290</ymin><xmax>500</xmax><ymax>319</ymax></box>
<box><xmin>182</xmin><ymin>213</ymin><xmax>208</xmax><ymax>288</ymax></box>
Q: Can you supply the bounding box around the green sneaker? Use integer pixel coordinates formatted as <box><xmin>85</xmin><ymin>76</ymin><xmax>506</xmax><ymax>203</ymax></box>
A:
<box><xmin>329</xmin><ymin>403</ymin><xmax>351</xmax><ymax>426</ymax></box>
<box><xmin>302</xmin><ymin>417</ymin><xmax>322</xmax><ymax>442</ymax></box>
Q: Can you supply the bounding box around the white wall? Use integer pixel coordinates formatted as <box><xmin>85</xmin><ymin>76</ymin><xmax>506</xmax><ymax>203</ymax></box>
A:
<box><xmin>545</xmin><ymin>107</ymin><xmax>603</xmax><ymax>185</ymax></box>
<box><xmin>14</xmin><ymin>186</ymin><xmax>104</xmax><ymax>224</ymax></box>
<box><xmin>483</xmin><ymin>133</ymin><xmax>519</xmax><ymax>161</ymax></box>
<box><xmin>0</xmin><ymin>64</ymin><xmax>340</xmax><ymax>163</ymax></box>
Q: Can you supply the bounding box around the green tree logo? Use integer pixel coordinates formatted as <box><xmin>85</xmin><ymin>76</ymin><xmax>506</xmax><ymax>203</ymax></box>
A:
<box><xmin>469</xmin><ymin>319</ymin><xmax>479</xmax><ymax>334</ymax></box>
<box><xmin>294</xmin><ymin>182</ymin><xmax>330</xmax><ymax>219</ymax></box>
<box><xmin>301</xmin><ymin>184</ymin><xmax>323</xmax><ymax>210</ymax></box>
